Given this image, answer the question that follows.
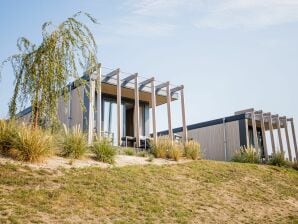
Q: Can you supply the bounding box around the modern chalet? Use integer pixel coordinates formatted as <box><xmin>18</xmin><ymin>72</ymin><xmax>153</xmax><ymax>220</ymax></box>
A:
<box><xmin>18</xmin><ymin>64</ymin><xmax>188</xmax><ymax>148</ymax></box>
<box><xmin>159</xmin><ymin>108</ymin><xmax>298</xmax><ymax>162</ymax></box>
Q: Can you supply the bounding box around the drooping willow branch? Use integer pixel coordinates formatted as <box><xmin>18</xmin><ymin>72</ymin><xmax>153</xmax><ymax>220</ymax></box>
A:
<box><xmin>1</xmin><ymin>12</ymin><xmax>98</xmax><ymax>128</ymax></box>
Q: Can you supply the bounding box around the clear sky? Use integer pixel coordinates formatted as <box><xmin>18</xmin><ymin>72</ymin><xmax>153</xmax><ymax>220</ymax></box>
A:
<box><xmin>0</xmin><ymin>0</ymin><xmax>298</xmax><ymax>133</ymax></box>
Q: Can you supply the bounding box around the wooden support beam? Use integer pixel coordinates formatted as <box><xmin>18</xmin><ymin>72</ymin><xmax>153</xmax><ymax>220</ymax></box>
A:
<box><xmin>102</xmin><ymin>68</ymin><xmax>120</xmax><ymax>82</ymax></box>
<box><xmin>139</xmin><ymin>77</ymin><xmax>154</xmax><ymax>90</ymax></box>
<box><xmin>288</xmin><ymin>118</ymin><xmax>298</xmax><ymax>160</ymax></box>
<box><xmin>156</xmin><ymin>81</ymin><xmax>170</xmax><ymax>93</ymax></box>
<box><xmin>273</xmin><ymin>115</ymin><xmax>284</xmax><ymax>153</ymax></box>
<box><xmin>170</xmin><ymin>85</ymin><xmax>184</xmax><ymax>95</ymax></box>
<box><xmin>122</xmin><ymin>73</ymin><xmax>138</xmax><ymax>87</ymax></box>
<box><xmin>250</xmin><ymin>111</ymin><xmax>259</xmax><ymax>150</ymax></box>
<box><xmin>264</xmin><ymin>113</ymin><xmax>276</xmax><ymax>155</ymax></box>
<box><xmin>151</xmin><ymin>79</ymin><xmax>157</xmax><ymax>144</ymax></box>
<box><xmin>166</xmin><ymin>83</ymin><xmax>173</xmax><ymax>142</ymax></box>
<box><xmin>281</xmin><ymin>116</ymin><xmax>292</xmax><ymax>161</ymax></box>
<box><xmin>180</xmin><ymin>86</ymin><xmax>188</xmax><ymax>143</ymax></box>
<box><xmin>88</xmin><ymin>76</ymin><xmax>96</xmax><ymax>145</ymax></box>
<box><xmin>134</xmin><ymin>75</ymin><xmax>140</xmax><ymax>148</ymax></box>
<box><xmin>96</xmin><ymin>64</ymin><xmax>102</xmax><ymax>140</ymax></box>
<box><xmin>117</xmin><ymin>71</ymin><xmax>122</xmax><ymax>147</ymax></box>
<box><xmin>235</xmin><ymin>108</ymin><xmax>254</xmax><ymax>115</ymax></box>
<box><xmin>256</xmin><ymin>111</ymin><xmax>268</xmax><ymax>161</ymax></box>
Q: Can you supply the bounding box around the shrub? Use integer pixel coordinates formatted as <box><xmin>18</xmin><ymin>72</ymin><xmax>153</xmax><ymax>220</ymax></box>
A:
<box><xmin>184</xmin><ymin>140</ymin><xmax>201</xmax><ymax>160</ymax></box>
<box><xmin>0</xmin><ymin>120</ymin><xmax>18</xmax><ymax>155</ymax></box>
<box><xmin>0</xmin><ymin>120</ymin><xmax>53</xmax><ymax>162</ymax></box>
<box><xmin>232</xmin><ymin>146</ymin><xmax>260</xmax><ymax>164</ymax></box>
<box><xmin>124</xmin><ymin>148</ymin><xmax>135</xmax><ymax>156</ymax></box>
<box><xmin>167</xmin><ymin>144</ymin><xmax>182</xmax><ymax>161</ymax></box>
<box><xmin>91</xmin><ymin>138</ymin><xmax>116</xmax><ymax>164</ymax></box>
<box><xmin>268</xmin><ymin>152</ymin><xmax>287</xmax><ymax>167</ymax></box>
<box><xmin>151</xmin><ymin>137</ymin><xmax>183</xmax><ymax>161</ymax></box>
<box><xmin>136</xmin><ymin>151</ymin><xmax>147</xmax><ymax>157</ymax></box>
<box><xmin>151</xmin><ymin>136</ymin><xmax>172</xmax><ymax>159</ymax></box>
<box><xmin>9</xmin><ymin>126</ymin><xmax>53</xmax><ymax>162</ymax></box>
<box><xmin>60</xmin><ymin>124</ymin><xmax>88</xmax><ymax>159</ymax></box>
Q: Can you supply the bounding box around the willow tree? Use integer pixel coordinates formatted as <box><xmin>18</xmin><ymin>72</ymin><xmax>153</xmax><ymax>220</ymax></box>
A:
<box><xmin>1</xmin><ymin>12</ymin><xmax>98</xmax><ymax>128</ymax></box>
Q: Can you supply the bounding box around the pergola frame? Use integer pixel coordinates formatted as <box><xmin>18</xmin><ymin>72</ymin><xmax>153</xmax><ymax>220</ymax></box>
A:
<box><xmin>236</xmin><ymin>109</ymin><xmax>298</xmax><ymax>162</ymax></box>
<box><xmin>84</xmin><ymin>65</ymin><xmax>186</xmax><ymax>148</ymax></box>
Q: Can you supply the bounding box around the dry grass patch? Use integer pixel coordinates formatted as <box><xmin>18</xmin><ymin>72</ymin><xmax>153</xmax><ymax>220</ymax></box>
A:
<box><xmin>0</xmin><ymin>160</ymin><xmax>297</xmax><ymax>223</ymax></box>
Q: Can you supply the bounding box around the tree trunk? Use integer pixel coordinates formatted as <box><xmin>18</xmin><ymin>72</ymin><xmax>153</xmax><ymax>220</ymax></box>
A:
<box><xmin>32</xmin><ymin>106</ymin><xmax>39</xmax><ymax>129</ymax></box>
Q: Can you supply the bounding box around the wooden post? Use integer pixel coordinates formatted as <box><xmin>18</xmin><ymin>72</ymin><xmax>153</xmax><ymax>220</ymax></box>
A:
<box><xmin>245</xmin><ymin>118</ymin><xmax>249</xmax><ymax>147</ymax></box>
<box><xmin>289</xmin><ymin>118</ymin><xmax>298</xmax><ymax>160</ymax></box>
<box><xmin>151</xmin><ymin>80</ymin><xmax>157</xmax><ymax>144</ymax></box>
<box><xmin>96</xmin><ymin>65</ymin><xmax>102</xmax><ymax>140</ymax></box>
<box><xmin>258</xmin><ymin>112</ymin><xmax>268</xmax><ymax>161</ymax></box>
<box><xmin>88</xmin><ymin>76</ymin><xmax>95</xmax><ymax>145</ymax></box>
<box><xmin>180</xmin><ymin>86</ymin><xmax>188</xmax><ymax>143</ymax></box>
<box><xmin>282</xmin><ymin>117</ymin><xmax>292</xmax><ymax>161</ymax></box>
<box><xmin>251</xmin><ymin>111</ymin><xmax>258</xmax><ymax>150</ymax></box>
<box><xmin>265</xmin><ymin>113</ymin><xmax>276</xmax><ymax>155</ymax></box>
<box><xmin>166</xmin><ymin>83</ymin><xmax>173</xmax><ymax>143</ymax></box>
<box><xmin>117</xmin><ymin>70</ymin><xmax>121</xmax><ymax>146</ymax></box>
<box><xmin>134</xmin><ymin>75</ymin><xmax>140</xmax><ymax>148</ymax></box>
<box><xmin>275</xmin><ymin>115</ymin><xmax>284</xmax><ymax>153</ymax></box>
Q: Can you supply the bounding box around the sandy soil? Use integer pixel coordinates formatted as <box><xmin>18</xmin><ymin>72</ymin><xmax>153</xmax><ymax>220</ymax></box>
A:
<box><xmin>0</xmin><ymin>154</ymin><xmax>188</xmax><ymax>170</ymax></box>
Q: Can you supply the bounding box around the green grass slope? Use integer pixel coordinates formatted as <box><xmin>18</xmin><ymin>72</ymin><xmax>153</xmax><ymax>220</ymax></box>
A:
<box><xmin>0</xmin><ymin>160</ymin><xmax>297</xmax><ymax>224</ymax></box>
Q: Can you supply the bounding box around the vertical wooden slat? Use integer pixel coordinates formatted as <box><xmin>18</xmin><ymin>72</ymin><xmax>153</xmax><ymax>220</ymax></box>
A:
<box><xmin>88</xmin><ymin>77</ymin><xmax>95</xmax><ymax>145</ymax></box>
<box><xmin>282</xmin><ymin>117</ymin><xmax>292</xmax><ymax>161</ymax></box>
<box><xmin>276</xmin><ymin>116</ymin><xmax>284</xmax><ymax>153</ymax></box>
<box><xmin>289</xmin><ymin>119</ymin><xmax>298</xmax><ymax>160</ymax></box>
<box><xmin>180</xmin><ymin>86</ymin><xmax>188</xmax><ymax>143</ymax></box>
<box><xmin>267</xmin><ymin>113</ymin><xmax>276</xmax><ymax>154</ymax></box>
<box><xmin>151</xmin><ymin>80</ymin><xmax>157</xmax><ymax>144</ymax></box>
<box><xmin>134</xmin><ymin>75</ymin><xmax>140</xmax><ymax>147</ymax></box>
<box><xmin>96</xmin><ymin>65</ymin><xmax>102</xmax><ymax>140</ymax></box>
<box><xmin>117</xmin><ymin>71</ymin><xmax>121</xmax><ymax>146</ymax></box>
<box><xmin>166</xmin><ymin>84</ymin><xmax>173</xmax><ymax>142</ymax></box>
<box><xmin>259</xmin><ymin>112</ymin><xmax>268</xmax><ymax>161</ymax></box>
<box><xmin>251</xmin><ymin>111</ymin><xmax>258</xmax><ymax>150</ymax></box>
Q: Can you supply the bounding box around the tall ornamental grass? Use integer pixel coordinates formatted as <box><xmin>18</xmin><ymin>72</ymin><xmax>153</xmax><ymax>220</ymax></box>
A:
<box><xmin>151</xmin><ymin>137</ymin><xmax>182</xmax><ymax>161</ymax></box>
<box><xmin>60</xmin><ymin>124</ymin><xmax>88</xmax><ymax>159</ymax></box>
<box><xmin>232</xmin><ymin>146</ymin><xmax>260</xmax><ymax>164</ymax></box>
<box><xmin>0</xmin><ymin>120</ymin><xmax>53</xmax><ymax>162</ymax></box>
<box><xmin>184</xmin><ymin>140</ymin><xmax>201</xmax><ymax>160</ymax></box>
<box><xmin>91</xmin><ymin>138</ymin><xmax>116</xmax><ymax>164</ymax></box>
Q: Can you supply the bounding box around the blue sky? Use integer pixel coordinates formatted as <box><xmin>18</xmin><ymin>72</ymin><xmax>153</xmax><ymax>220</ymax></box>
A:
<box><xmin>0</xmin><ymin>0</ymin><xmax>298</xmax><ymax>133</ymax></box>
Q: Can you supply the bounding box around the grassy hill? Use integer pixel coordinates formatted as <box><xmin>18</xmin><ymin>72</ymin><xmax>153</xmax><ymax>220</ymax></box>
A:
<box><xmin>0</xmin><ymin>160</ymin><xmax>297</xmax><ymax>224</ymax></box>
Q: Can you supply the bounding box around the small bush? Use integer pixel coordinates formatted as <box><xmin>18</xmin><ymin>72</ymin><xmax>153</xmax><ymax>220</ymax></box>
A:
<box><xmin>0</xmin><ymin>120</ymin><xmax>53</xmax><ymax>162</ymax></box>
<box><xmin>268</xmin><ymin>152</ymin><xmax>287</xmax><ymax>167</ymax></box>
<box><xmin>91</xmin><ymin>138</ymin><xmax>116</xmax><ymax>164</ymax></box>
<box><xmin>184</xmin><ymin>140</ymin><xmax>201</xmax><ymax>160</ymax></box>
<box><xmin>151</xmin><ymin>137</ymin><xmax>183</xmax><ymax>161</ymax></box>
<box><xmin>124</xmin><ymin>148</ymin><xmax>135</xmax><ymax>156</ymax></box>
<box><xmin>0</xmin><ymin>120</ymin><xmax>18</xmax><ymax>155</ymax></box>
<box><xmin>136</xmin><ymin>151</ymin><xmax>147</xmax><ymax>157</ymax></box>
<box><xmin>232</xmin><ymin>146</ymin><xmax>260</xmax><ymax>164</ymax></box>
<box><xmin>151</xmin><ymin>136</ymin><xmax>172</xmax><ymax>159</ymax></box>
<box><xmin>167</xmin><ymin>144</ymin><xmax>182</xmax><ymax>161</ymax></box>
<box><xmin>60</xmin><ymin>124</ymin><xmax>88</xmax><ymax>159</ymax></box>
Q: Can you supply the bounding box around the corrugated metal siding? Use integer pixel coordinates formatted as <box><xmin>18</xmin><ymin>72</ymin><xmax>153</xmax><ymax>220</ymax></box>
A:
<box><xmin>70</xmin><ymin>86</ymin><xmax>84</xmax><ymax>129</ymax></box>
<box><xmin>176</xmin><ymin>120</ymin><xmax>241</xmax><ymax>161</ymax></box>
<box><xmin>226</xmin><ymin>121</ymin><xmax>241</xmax><ymax>161</ymax></box>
